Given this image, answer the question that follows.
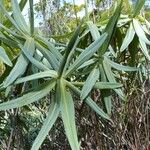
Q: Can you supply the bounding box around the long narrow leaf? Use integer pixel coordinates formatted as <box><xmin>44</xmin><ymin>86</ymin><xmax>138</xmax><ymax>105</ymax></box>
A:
<box><xmin>133</xmin><ymin>19</ymin><xmax>150</xmax><ymax>45</ymax></box>
<box><xmin>0</xmin><ymin>80</ymin><xmax>56</xmax><ymax>111</ymax></box>
<box><xmin>58</xmin><ymin>23</ymin><xmax>82</xmax><ymax>77</ymax></box>
<box><xmin>11</xmin><ymin>0</ymin><xmax>29</xmax><ymax>33</ymax></box>
<box><xmin>103</xmin><ymin>59</ymin><xmax>125</xmax><ymax>100</ymax></box>
<box><xmin>66</xmin><ymin>33</ymin><xmax>107</xmax><ymax>76</ymax></box>
<box><xmin>87</xmin><ymin>21</ymin><xmax>100</xmax><ymax>40</ymax></box>
<box><xmin>105</xmin><ymin>57</ymin><xmax>138</xmax><ymax>71</ymax></box>
<box><xmin>81</xmin><ymin>66</ymin><xmax>99</xmax><ymax>100</ymax></box>
<box><xmin>133</xmin><ymin>0</ymin><xmax>146</xmax><ymax>17</ymax></box>
<box><xmin>139</xmin><ymin>38</ymin><xmax>150</xmax><ymax>61</ymax></box>
<box><xmin>29</xmin><ymin>0</ymin><xmax>34</xmax><ymax>36</ymax></box>
<box><xmin>59</xmin><ymin>79</ymin><xmax>79</xmax><ymax>150</ymax></box>
<box><xmin>0</xmin><ymin>46</ymin><xmax>12</xmax><ymax>66</ymax></box>
<box><xmin>31</xmin><ymin>101</ymin><xmax>60</xmax><ymax>150</ymax></box>
<box><xmin>100</xmin><ymin>1</ymin><xmax>122</xmax><ymax>55</ymax></box>
<box><xmin>66</xmin><ymin>81</ymin><xmax>111</xmax><ymax>121</ymax></box>
<box><xmin>120</xmin><ymin>23</ymin><xmax>135</xmax><ymax>52</ymax></box>
<box><xmin>3</xmin><ymin>54</ymin><xmax>28</xmax><ymax>87</ymax></box>
<box><xmin>15</xmin><ymin>70</ymin><xmax>58</xmax><ymax>84</ymax></box>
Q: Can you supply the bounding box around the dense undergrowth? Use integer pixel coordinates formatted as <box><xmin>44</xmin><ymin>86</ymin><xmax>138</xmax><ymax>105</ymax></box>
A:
<box><xmin>0</xmin><ymin>0</ymin><xmax>150</xmax><ymax>149</ymax></box>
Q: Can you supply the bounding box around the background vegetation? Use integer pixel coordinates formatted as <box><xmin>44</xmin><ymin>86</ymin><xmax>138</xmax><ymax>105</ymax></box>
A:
<box><xmin>0</xmin><ymin>0</ymin><xmax>150</xmax><ymax>149</ymax></box>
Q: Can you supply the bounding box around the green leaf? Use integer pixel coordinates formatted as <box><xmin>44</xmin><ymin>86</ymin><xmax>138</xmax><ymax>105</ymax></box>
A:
<box><xmin>37</xmin><ymin>36</ymin><xmax>62</xmax><ymax>61</ymax></box>
<box><xmin>66</xmin><ymin>81</ymin><xmax>111</xmax><ymax>121</ymax></box>
<box><xmin>59</xmin><ymin>79</ymin><xmax>79</xmax><ymax>150</ymax></box>
<box><xmin>0</xmin><ymin>46</ymin><xmax>12</xmax><ymax>66</ymax></box>
<box><xmin>0</xmin><ymin>0</ymin><xmax>4</xmax><ymax>23</ymax></box>
<box><xmin>105</xmin><ymin>57</ymin><xmax>138</xmax><ymax>71</ymax></box>
<box><xmin>100</xmin><ymin>1</ymin><xmax>122</xmax><ymax>55</ymax></box>
<box><xmin>81</xmin><ymin>66</ymin><xmax>99</xmax><ymax>100</ymax></box>
<box><xmin>29</xmin><ymin>0</ymin><xmax>34</xmax><ymax>36</ymax></box>
<box><xmin>133</xmin><ymin>0</ymin><xmax>146</xmax><ymax>17</ymax></box>
<box><xmin>58</xmin><ymin>23</ymin><xmax>82</xmax><ymax>77</ymax></box>
<box><xmin>3</xmin><ymin>0</ymin><xmax>28</xmax><ymax>28</ymax></box>
<box><xmin>94</xmin><ymin>82</ymin><xmax>123</xmax><ymax>89</ymax></box>
<box><xmin>66</xmin><ymin>33</ymin><xmax>107</xmax><ymax>76</ymax></box>
<box><xmin>0</xmin><ymin>80</ymin><xmax>56</xmax><ymax>111</ymax></box>
<box><xmin>0</xmin><ymin>35</ymin><xmax>18</xmax><ymax>48</ymax></box>
<box><xmin>120</xmin><ymin>23</ymin><xmax>135</xmax><ymax>52</ymax></box>
<box><xmin>21</xmin><ymin>44</ymin><xmax>50</xmax><ymax>71</ymax></box>
<box><xmin>102</xmin><ymin>90</ymin><xmax>112</xmax><ymax>115</ymax></box>
<box><xmin>87</xmin><ymin>21</ymin><xmax>100</xmax><ymax>40</ymax></box>
<box><xmin>133</xmin><ymin>19</ymin><xmax>150</xmax><ymax>45</ymax></box>
<box><xmin>103</xmin><ymin>59</ymin><xmax>125</xmax><ymax>100</ymax></box>
<box><xmin>15</xmin><ymin>70</ymin><xmax>58</xmax><ymax>84</ymax></box>
<box><xmin>3</xmin><ymin>39</ymin><xmax>35</xmax><ymax>87</ymax></box>
<box><xmin>77</xmin><ymin>59</ymin><xmax>95</xmax><ymax>69</ymax></box>
<box><xmin>20</xmin><ymin>38</ymin><xmax>50</xmax><ymax>71</ymax></box>
<box><xmin>31</xmin><ymin>101</ymin><xmax>60</xmax><ymax>150</ymax></box>
<box><xmin>0</xmin><ymin>23</ymin><xmax>23</xmax><ymax>39</ymax></box>
<box><xmin>11</xmin><ymin>0</ymin><xmax>29</xmax><ymax>33</ymax></box>
<box><xmin>70</xmin><ymin>81</ymin><xmax>122</xmax><ymax>89</ymax></box>
<box><xmin>86</xmin><ymin>97</ymin><xmax>111</xmax><ymax>121</ymax></box>
<box><xmin>0</xmin><ymin>5</ymin><xmax>21</xmax><ymax>32</ymax></box>
<box><xmin>3</xmin><ymin>54</ymin><xmax>28</xmax><ymax>87</ymax></box>
<box><xmin>36</xmin><ymin>42</ymin><xmax>59</xmax><ymax>70</ymax></box>
<box><xmin>139</xmin><ymin>38</ymin><xmax>150</xmax><ymax>61</ymax></box>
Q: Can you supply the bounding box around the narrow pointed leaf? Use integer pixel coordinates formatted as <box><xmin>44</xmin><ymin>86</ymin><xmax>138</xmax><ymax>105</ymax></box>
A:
<box><xmin>102</xmin><ymin>90</ymin><xmax>112</xmax><ymax>115</ymax></box>
<box><xmin>37</xmin><ymin>36</ymin><xmax>62</xmax><ymax>61</ymax></box>
<box><xmin>94</xmin><ymin>82</ymin><xmax>123</xmax><ymax>89</ymax></box>
<box><xmin>3</xmin><ymin>39</ymin><xmax>35</xmax><ymax>87</ymax></box>
<box><xmin>86</xmin><ymin>97</ymin><xmax>111</xmax><ymax>121</ymax></box>
<box><xmin>0</xmin><ymin>80</ymin><xmax>56</xmax><ymax>111</ymax></box>
<box><xmin>133</xmin><ymin>0</ymin><xmax>146</xmax><ymax>17</ymax></box>
<box><xmin>139</xmin><ymin>39</ymin><xmax>150</xmax><ymax>61</ymax></box>
<box><xmin>120</xmin><ymin>23</ymin><xmax>135</xmax><ymax>52</ymax></box>
<box><xmin>133</xmin><ymin>19</ymin><xmax>150</xmax><ymax>45</ymax></box>
<box><xmin>81</xmin><ymin>66</ymin><xmax>99</xmax><ymax>100</ymax></box>
<box><xmin>59</xmin><ymin>79</ymin><xmax>79</xmax><ymax>150</ymax></box>
<box><xmin>66</xmin><ymin>33</ymin><xmax>107</xmax><ymax>76</ymax></box>
<box><xmin>3</xmin><ymin>54</ymin><xmax>28</xmax><ymax>87</ymax></box>
<box><xmin>15</xmin><ymin>70</ymin><xmax>58</xmax><ymax>84</ymax></box>
<box><xmin>20</xmin><ymin>39</ymin><xmax>49</xmax><ymax>71</ymax></box>
<box><xmin>31</xmin><ymin>102</ymin><xmax>60</xmax><ymax>150</ymax></box>
<box><xmin>36</xmin><ymin>42</ymin><xmax>59</xmax><ymax>70</ymax></box>
<box><xmin>87</xmin><ymin>21</ymin><xmax>100</xmax><ymax>40</ymax></box>
<box><xmin>103</xmin><ymin>59</ymin><xmax>125</xmax><ymax>100</ymax></box>
<box><xmin>66</xmin><ymin>81</ymin><xmax>111</xmax><ymax>121</ymax></box>
<box><xmin>0</xmin><ymin>46</ymin><xmax>12</xmax><ymax>66</ymax></box>
<box><xmin>100</xmin><ymin>1</ymin><xmax>122</xmax><ymax>55</ymax></box>
<box><xmin>58</xmin><ymin>23</ymin><xmax>82</xmax><ymax>77</ymax></box>
<box><xmin>0</xmin><ymin>5</ymin><xmax>21</xmax><ymax>32</ymax></box>
<box><xmin>78</xmin><ymin>59</ymin><xmax>95</xmax><ymax>69</ymax></box>
<box><xmin>11</xmin><ymin>0</ymin><xmax>29</xmax><ymax>33</ymax></box>
<box><xmin>105</xmin><ymin>57</ymin><xmax>138</xmax><ymax>71</ymax></box>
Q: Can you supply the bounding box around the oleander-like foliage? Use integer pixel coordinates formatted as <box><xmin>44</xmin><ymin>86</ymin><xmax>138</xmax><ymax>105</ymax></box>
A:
<box><xmin>0</xmin><ymin>0</ymin><xmax>149</xmax><ymax>149</ymax></box>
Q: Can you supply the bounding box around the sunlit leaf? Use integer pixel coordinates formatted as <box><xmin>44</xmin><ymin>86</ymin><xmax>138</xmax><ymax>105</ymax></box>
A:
<box><xmin>120</xmin><ymin>23</ymin><xmax>135</xmax><ymax>52</ymax></box>
<box><xmin>0</xmin><ymin>46</ymin><xmax>12</xmax><ymax>66</ymax></box>
<box><xmin>133</xmin><ymin>19</ymin><xmax>150</xmax><ymax>45</ymax></box>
